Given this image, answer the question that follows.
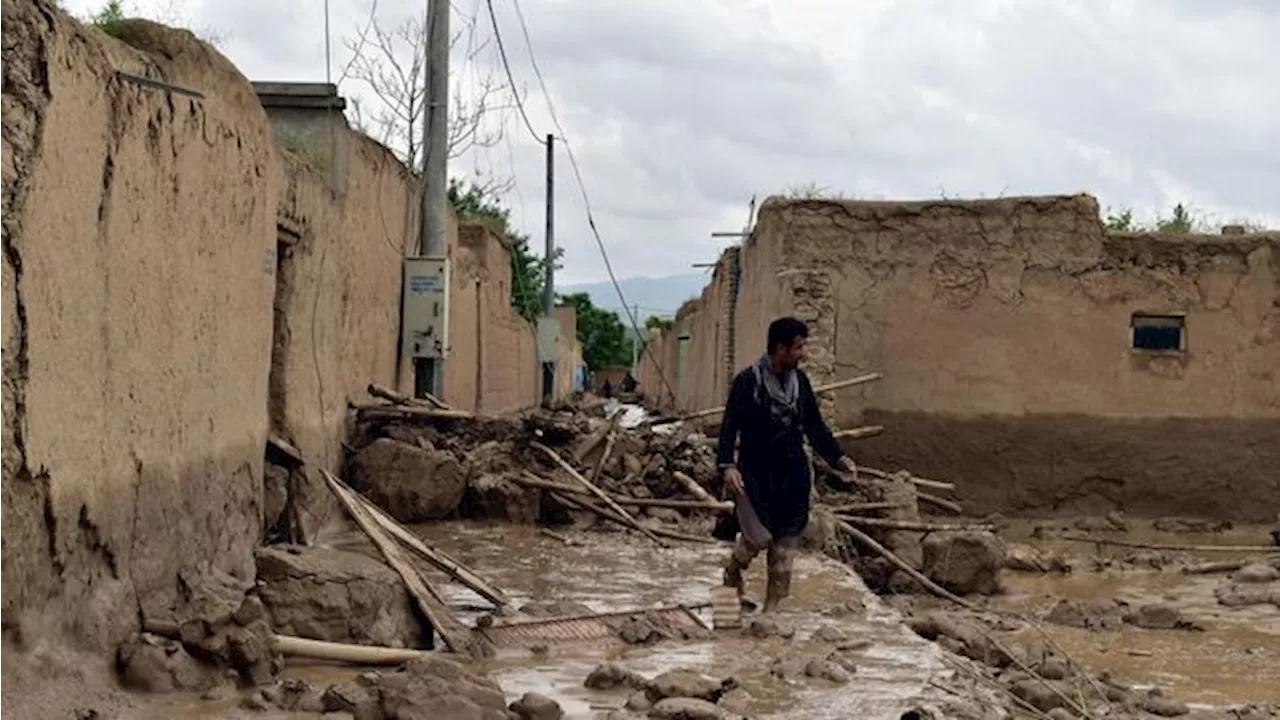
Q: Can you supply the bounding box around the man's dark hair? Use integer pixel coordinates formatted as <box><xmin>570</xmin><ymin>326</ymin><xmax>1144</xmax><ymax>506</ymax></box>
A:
<box><xmin>766</xmin><ymin>316</ymin><xmax>809</xmax><ymax>354</ymax></box>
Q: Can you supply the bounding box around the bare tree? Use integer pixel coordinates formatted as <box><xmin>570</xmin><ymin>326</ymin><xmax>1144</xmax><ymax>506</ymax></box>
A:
<box><xmin>343</xmin><ymin>1</ymin><xmax>516</xmax><ymax>182</ymax></box>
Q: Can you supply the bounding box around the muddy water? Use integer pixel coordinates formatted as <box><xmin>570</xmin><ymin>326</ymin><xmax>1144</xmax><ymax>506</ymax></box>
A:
<box><xmin>998</xmin><ymin>521</ymin><xmax>1280</xmax><ymax>708</ymax></box>
<box><xmin>400</xmin><ymin>523</ymin><xmax>962</xmax><ymax>719</ymax></box>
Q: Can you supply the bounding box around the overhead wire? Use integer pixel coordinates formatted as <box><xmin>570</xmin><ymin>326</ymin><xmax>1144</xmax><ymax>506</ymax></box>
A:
<box><xmin>483</xmin><ymin>0</ymin><xmax>545</xmax><ymax>145</ymax></box>
<box><xmin>504</xmin><ymin>0</ymin><xmax>681</xmax><ymax>404</ymax></box>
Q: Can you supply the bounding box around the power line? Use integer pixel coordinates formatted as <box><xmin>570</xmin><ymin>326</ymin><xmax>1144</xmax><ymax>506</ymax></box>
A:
<box><xmin>483</xmin><ymin>0</ymin><xmax>544</xmax><ymax>145</ymax></box>
<box><xmin>507</xmin><ymin>0</ymin><xmax>681</xmax><ymax>406</ymax></box>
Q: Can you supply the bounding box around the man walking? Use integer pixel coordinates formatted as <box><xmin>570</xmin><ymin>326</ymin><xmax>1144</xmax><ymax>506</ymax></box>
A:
<box><xmin>717</xmin><ymin>317</ymin><xmax>857</xmax><ymax>612</ymax></box>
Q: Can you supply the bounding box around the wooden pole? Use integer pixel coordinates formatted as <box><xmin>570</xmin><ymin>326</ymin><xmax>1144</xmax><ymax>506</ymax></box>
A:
<box><xmin>353</xmin><ymin>404</ymin><xmax>474</xmax><ymax>420</ymax></box>
<box><xmin>646</xmin><ymin>372</ymin><xmax>882</xmax><ymax>426</ymax></box>
<box><xmin>274</xmin><ymin>635</ymin><xmax>432</xmax><ymax>665</ymax></box>
<box><xmin>832</xmin><ymin>425</ymin><xmax>884</xmax><ymax>440</ymax></box>
<box><xmin>671</xmin><ymin>470</ymin><xmax>718</xmax><ymax>504</ymax></box>
<box><xmin>834</xmin><ymin>519</ymin><xmax>978</xmax><ymax>611</ymax></box>
<box><xmin>514</xmin><ymin>474</ymin><xmax>731</xmax><ymax>512</ymax></box>
<box><xmin>533</xmin><ymin>442</ymin><xmax>668</xmax><ymax>546</ymax></box>
<box><xmin>836</xmin><ymin>516</ymin><xmax>994</xmax><ymax>532</ymax></box>
<box><xmin>1057</xmin><ymin>535</ymin><xmax>1280</xmax><ymax>553</ymax></box>
<box><xmin>367</xmin><ymin>382</ymin><xmax>451</xmax><ymax>410</ymax></box>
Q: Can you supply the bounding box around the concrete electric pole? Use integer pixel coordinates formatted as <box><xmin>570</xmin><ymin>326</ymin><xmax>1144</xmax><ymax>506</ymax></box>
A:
<box><xmin>413</xmin><ymin>0</ymin><xmax>450</xmax><ymax>400</ymax></box>
<box><xmin>540</xmin><ymin>134</ymin><xmax>556</xmax><ymax>402</ymax></box>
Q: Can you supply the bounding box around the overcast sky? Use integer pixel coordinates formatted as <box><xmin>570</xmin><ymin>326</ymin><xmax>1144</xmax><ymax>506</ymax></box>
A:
<box><xmin>65</xmin><ymin>0</ymin><xmax>1280</xmax><ymax>284</ymax></box>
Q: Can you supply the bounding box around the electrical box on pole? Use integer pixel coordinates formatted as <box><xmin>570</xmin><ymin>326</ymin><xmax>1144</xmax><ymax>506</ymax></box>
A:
<box><xmin>402</xmin><ymin>257</ymin><xmax>450</xmax><ymax>359</ymax></box>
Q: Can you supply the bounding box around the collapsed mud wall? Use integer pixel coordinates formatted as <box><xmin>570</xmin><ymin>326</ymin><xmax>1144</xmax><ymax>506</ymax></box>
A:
<box><xmin>2</xmin><ymin>1</ymin><xmax>275</xmax><ymax>651</ymax></box>
<box><xmin>647</xmin><ymin>193</ymin><xmax>1280</xmax><ymax>520</ymax></box>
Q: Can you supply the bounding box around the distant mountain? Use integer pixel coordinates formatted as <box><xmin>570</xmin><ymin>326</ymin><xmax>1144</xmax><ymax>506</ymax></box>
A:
<box><xmin>560</xmin><ymin>273</ymin><xmax>708</xmax><ymax>328</ymax></box>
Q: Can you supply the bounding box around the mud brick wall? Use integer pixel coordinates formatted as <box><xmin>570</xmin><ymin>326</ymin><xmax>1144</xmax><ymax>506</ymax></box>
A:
<box><xmin>644</xmin><ymin>193</ymin><xmax>1280</xmax><ymax>520</ymax></box>
<box><xmin>2</xmin><ymin>0</ymin><xmax>575</xmax><ymax>655</ymax></box>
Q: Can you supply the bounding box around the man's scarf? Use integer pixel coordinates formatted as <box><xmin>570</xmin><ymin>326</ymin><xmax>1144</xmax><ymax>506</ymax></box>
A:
<box><xmin>752</xmin><ymin>354</ymin><xmax>800</xmax><ymax>434</ymax></box>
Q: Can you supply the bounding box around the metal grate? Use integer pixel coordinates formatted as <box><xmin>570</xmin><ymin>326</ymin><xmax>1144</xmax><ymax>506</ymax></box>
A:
<box><xmin>476</xmin><ymin>605</ymin><xmax>710</xmax><ymax>647</ymax></box>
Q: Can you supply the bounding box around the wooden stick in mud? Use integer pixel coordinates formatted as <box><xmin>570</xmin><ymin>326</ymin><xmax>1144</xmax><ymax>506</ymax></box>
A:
<box><xmin>832</xmin><ymin>425</ymin><xmax>884</xmax><ymax>440</ymax></box>
<box><xmin>354</xmin><ymin>404</ymin><xmax>474</xmax><ymax>420</ymax></box>
<box><xmin>834</xmin><ymin>519</ymin><xmax>979</xmax><ymax>611</ymax></box>
<box><xmin>321</xmin><ymin>470</ymin><xmax>469</xmax><ymax>652</ymax></box>
<box><xmin>836</xmin><ymin>516</ymin><xmax>995</xmax><ymax>533</ymax></box>
<box><xmin>515</xmin><ymin>474</ymin><xmax>731</xmax><ymax>512</ymax></box>
<box><xmin>647</xmin><ymin>372</ymin><xmax>884</xmax><ymax>426</ymax></box>
<box><xmin>534</xmin><ymin>442</ymin><xmax>668</xmax><ymax>547</ymax></box>
<box><xmin>859</xmin><ymin>465</ymin><xmax>956</xmax><ymax>492</ymax></box>
<box><xmin>551</xmin><ymin>491</ymin><xmax>715</xmax><ymax>544</ymax></box>
<box><xmin>342</xmin><ymin>478</ymin><xmax>509</xmax><ymax>608</ymax></box>
<box><xmin>918</xmin><ymin>491</ymin><xmax>963</xmax><ymax>515</ymax></box>
<box><xmin>367</xmin><ymin>382</ymin><xmax>451</xmax><ymax>410</ymax></box>
<box><xmin>1057</xmin><ymin>535</ymin><xmax>1280</xmax><ymax>553</ymax></box>
<box><xmin>980</xmin><ymin>630</ymin><xmax>1094</xmax><ymax>718</ymax></box>
<box><xmin>672</xmin><ymin>470</ymin><xmax>718</xmax><ymax>504</ymax></box>
<box><xmin>827</xmin><ymin>501</ymin><xmax>897</xmax><ymax>514</ymax></box>
<box><xmin>539</xmin><ymin>528</ymin><xmax>582</xmax><ymax>546</ymax></box>
<box><xmin>1182</xmin><ymin>559</ymin><xmax>1251</xmax><ymax>575</ymax></box>
<box><xmin>589</xmin><ymin>431</ymin><xmax>617</xmax><ymax>485</ymax></box>
<box><xmin>573</xmin><ymin>409</ymin><xmax>622</xmax><ymax>463</ymax></box>
<box><xmin>275</xmin><ymin>634</ymin><xmax>431</xmax><ymax>665</ymax></box>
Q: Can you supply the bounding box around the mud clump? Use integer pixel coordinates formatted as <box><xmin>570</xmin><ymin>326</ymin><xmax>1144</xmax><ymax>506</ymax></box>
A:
<box><xmin>117</xmin><ymin>633</ymin><xmax>218</xmax><ymax>693</ymax></box>
<box><xmin>920</xmin><ymin>531</ymin><xmax>1006</xmax><ymax>595</ymax></box>
<box><xmin>646</xmin><ymin>668</ymin><xmax>736</xmax><ymax>703</ymax></box>
<box><xmin>509</xmin><ymin>691</ymin><xmax>564</xmax><ymax>720</ymax></box>
<box><xmin>371</xmin><ymin>655</ymin><xmax>508</xmax><ymax>719</ymax></box>
<box><xmin>1153</xmin><ymin>517</ymin><xmax>1233</xmax><ymax>534</ymax></box>
<box><xmin>743</xmin><ymin>615</ymin><xmax>796</xmax><ymax>639</ymax></box>
<box><xmin>906</xmin><ymin>612</ymin><xmax>1010</xmax><ymax>668</ymax></box>
<box><xmin>1123</xmin><ymin>603</ymin><xmax>1204</xmax><ymax>631</ymax></box>
<box><xmin>585</xmin><ymin>663</ymin><xmax>648</xmax><ymax>691</ymax></box>
<box><xmin>1042</xmin><ymin>598</ymin><xmax>1125</xmax><ymax>630</ymax></box>
<box><xmin>1143</xmin><ymin>688</ymin><xmax>1190</xmax><ymax>717</ymax></box>
<box><xmin>1004</xmin><ymin>543</ymin><xmax>1071</xmax><ymax>574</ymax></box>
<box><xmin>348</xmin><ymin>438</ymin><xmax>466</xmax><ymax>522</ymax></box>
<box><xmin>648</xmin><ymin>698</ymin><xmax>744</xmax><ymax>720</ymax></box>
<box><xmin>463</xmin><ymin>472</ymin><xmax>540</xmax><ymax>524</ymax></box>
<box><xmin>255</xmin><ymin>545</ymin><xmax>426</xmax><ymax>648</ymax></box>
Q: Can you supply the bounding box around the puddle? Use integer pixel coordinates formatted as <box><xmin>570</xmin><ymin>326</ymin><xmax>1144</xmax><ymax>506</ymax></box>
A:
<box><xmin>402</xmin><ymin>523</ymin><xmax>959</xmax><ymax>719</ymax></box>
<box><xmin>997</xmin><ymin>520</ymin><xmax>1280</xmax><ymax>707</ymax></box>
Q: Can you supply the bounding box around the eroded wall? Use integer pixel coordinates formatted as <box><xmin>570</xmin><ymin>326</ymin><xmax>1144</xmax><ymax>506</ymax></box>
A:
<box><xmin>648</xmin><ymin>193</ymin><xmax>1280</xmax><ymax>519</ymax></box>
<box><xmin>2</xmin><ymin>3</ymin><xmax>275</xmax><ymax>650</ymax></box>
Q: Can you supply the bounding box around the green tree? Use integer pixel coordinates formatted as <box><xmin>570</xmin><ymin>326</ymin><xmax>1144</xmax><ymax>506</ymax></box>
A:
<box><xmin>645</xmin><ymin>315</ymin><xmax>674</xmax><ymax>333</ymax></box>
<box><xmin>89</xmin><ymin>0</ymin><xmax>125</xmax><ymax>35</ymax></box>
<box><xmin>447</xmin><ymin>179</ymin><xmax>559</xmax><ymax>323</ymax></box>
<box><xmin>559</xmin><ymin>292</ymin><xmax>634</xmax><ymax>370</ymax></box>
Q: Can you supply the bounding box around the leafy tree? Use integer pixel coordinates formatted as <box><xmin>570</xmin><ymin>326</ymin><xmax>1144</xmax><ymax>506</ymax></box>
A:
<box><xmin>1103</xmin><ymin>207</ymin><xmax>1135</xmax><ymax>231</ymax></box>
<box><xmin>558</xmin><ymin>292</ymin><xmax>634</xmax><ymax>370</ymax></box>
<box><xmin>645</xmin><ymin>315</ymin><xmax>674</xmax><ymax>333</ymax></box>
<box><xmin>447</xmin><ymin>179</ymin><xmax>559</xmax><ymax>323</ymax></box>
<box><xmin>89</xmin><ymin>0</ymin><xmax>125</xmax><ymax>36</ymax></box>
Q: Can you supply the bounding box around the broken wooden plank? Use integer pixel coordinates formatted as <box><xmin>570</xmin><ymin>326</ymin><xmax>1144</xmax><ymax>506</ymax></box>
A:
<box><xmin>320</xmin><ymin>470</ymin><xmax>469</xmax><ymax>652</ymax></box>
<box><xmin>827</xmin><ymin>501</ymin><xmax>896</xmax><ymax>514</ymax></box>
<box><xmin>353</xmin><ymin>404</ymin><xmax>473</xmax><ymax>420</ymax></box>
<box><xmin>837</xmin><ymin>516</ymin><xmax>995</xmax><ymax>532</ymax></box>
<box><xmin>832</xmin><ymin>425</ymin><xmax>885</xmax><ymax>440</ymax></box>
<box><xmin>588</xmin><ymin>430</ymin><xmax>617</xmax><ymax>485</ymax></box>
<box><xmin>1057</xmin><ymin>535</ymin><xmax>1280</xmax><ymax>553</ymax></box>
<box><xmin>918</xmin><ymin>491</ymin><xmax>963</xmax><ymax>515</ymax></box>
<box><xmin>533</xmin><ymin>442</ymin><xmax>667</xmax><ymax>547</ymax></box>
<box><xmin>338</xmin><ymin>477</ymin><xmax>509</xmax><ymax>608</ymax></box>
<box><xmin>267</xmin><ymin>435</ymin><xmax>304</xmax><ymax>465</ymax></box>
<box><xmin>671</xmin><ymin>470</ymin><xmax>718</xmax><ymax>505</ymax></box>
<box><xmin>367</xmin><ymin>381</ymin><xmax>452</xmax><ymax>410</ymax></box>
<box><xmin>645</xmin><ymin>372</ymin><xmax>883</xmax><ymax>426</ymax></box>
<box><xmin>274</xmin><ymin>634</ymin><xmax>431</xmax><ymax>665</ymax></box>
<box><xmin>513</xmin><ymin>474</ymin><xmax>732</xmax><ymax>512</ymax></box>
<box><xmin>551</xmin><ymin>492</ymin><xmax>714</xmax><ymax>544</ymax></box>
<box><xmin>860</xmin><ymin>465</ymin><xmax>956</xmax><ymax>492</ymax></box>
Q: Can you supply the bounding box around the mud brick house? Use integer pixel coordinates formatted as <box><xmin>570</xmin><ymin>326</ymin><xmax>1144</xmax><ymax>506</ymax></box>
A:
<box><xmin>639</xmin><ymin>194</ymin><xmax>1280</xmax><ymax>520</ymax></box>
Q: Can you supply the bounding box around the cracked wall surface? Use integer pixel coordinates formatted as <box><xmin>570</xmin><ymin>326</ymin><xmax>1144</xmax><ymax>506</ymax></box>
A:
<box><xmin>644</xmin><ymin>192</ymin><xmax>1279</xmax><ymax>520</ymax></box>
<box><xmin>2</xmin><ymin>0</ymin><xmax>274</xmax><ymax>651</ymax></box>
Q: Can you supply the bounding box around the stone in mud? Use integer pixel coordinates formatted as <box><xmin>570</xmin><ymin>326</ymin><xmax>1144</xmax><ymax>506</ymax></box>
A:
<box><xmin>1004</xmin><ymin>544</ymin><xmax>1070</xmax><ymax>574</ymax></box>
<box><xmin>618</xmin><ymin>616</ymin><xmax>660</xmax><ymax>645</ymax></box>
<box><xmin>743</xmin><ymin>615</ymin><xmax>796</xmax><ymax>639</ymax></box>
<box><xmin>1233</xmin><ymin>561</ymin><xmax>1280</xmax><ymax>584</ymax></box>
<box><xmin>117</xmin><ymin>632</ymin><xmax>218</xmax><ymax>693</ymax></box>
<box><xmin>646</xmin><ymin>668</ymin><xmax>734</xmax><ymax>702</ymax></box>
<box><xmin>585</xmin><ymin>663</ymin><xmax>649</xmax><ymax>691</ymax></box>
<box><xmin>321</xmin><ymin>682</ymin><xmax>380</xmax><ymax>719</ymax></box>
<box><xmin>803</xmin><ymin>659</ymin><xmax>851</xmax><ymax>683</ymax></box>
<box><xmin>1046</xmin><ymin>709</ymin><xmax>1075</xmax><ymax>720</ymax></box>
<box><xmin>464</xmin><ymin>473</ymin><xmax>539</xmax><ymax>524</ymax></box>
<box><xmin>648</xmin><ymin>698</ymin><xmax>740</xmax><ymax>720</ymax></box>
<box><xmin>378</xmin><ymin>655</ymin><xmax>508</xmax><ymax>720</ymax></box>
<box><xmin>906</xmin><ymin>612</ymin><xmax>1011</xmax><ymax>668</ymax></box>
<box><xmin>1143</xmin><ymin>689</ymin><xmax>1190</xmax><ymax>717</ymax></box>
<box><xmin>800</xmin><ymin>506</ymin><xmax>841</xmax><ymax>556</ymax></box>
<box><xmin>256</xmin><ymin>545</ymin><xmax>425</xmax><ymax>649</ymax></box>
<box><xmin>1123</xmin><ymin>603</ymin><xmax>1204</xmax><ymax>631</ymax></box>
<box><xmin>920</xmin><ymin>532</ymin><xmax>1006</xmax><ymax>596</ymax></box>
<box><xmin>1035</xmin><ymin>657</ymin><xmax>1071</xmax><ymax>681</ymax></box>
<box><xmin>1215</xmin><ymin>581</ymin><xmax>1280</xmax><ymax>608</ymax></box>
<box><xmin>348</xmin><ymin>438</ymin><xmax>466</xmax><ymax>522</ymax></box>
<box><xmin>1043</xmin><ymin>598</ymin><xmax>1125</xmax><ymax>630</ymax></box>
<box><xmin>811</xmin><ymin>625</ymin><xmax>847</xmax><ymax>643</ymax></box>
<box><xmin>1008</xmin><ymin>678</ymin><xmax>1072</xmax><ymax>712</ymax></box>
<box><xmin>769</xmin><ymin>657</ymin><xmax>806</xmax><ymax>681</ymax></box>
<box><xmin>509</xmin><ymin>691</ymin><xmax>564</xmax><ymax>720</ymax></box>
<box><xmin>627</xmin><ymin>691</ymin><xmax>654</xmax><ymax>712</ymax></box>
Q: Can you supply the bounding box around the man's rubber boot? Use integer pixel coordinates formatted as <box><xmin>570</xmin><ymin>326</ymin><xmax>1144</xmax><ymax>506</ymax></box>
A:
<box><xmin>724</xmin><ymin>540</ymin><xmax>762</xmax><ymax>613</ymax></box>
<box><xmin>763</xmin><ymin>543</ymin><xmax>795</xmax><ymax>613</ymax></box>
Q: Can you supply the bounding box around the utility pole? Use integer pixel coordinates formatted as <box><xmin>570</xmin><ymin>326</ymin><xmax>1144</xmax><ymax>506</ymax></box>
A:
<box><xmin>540</xmin><ymin>134</ymin><xmax>556</xmax><ymax>402</ymax></box>
<box><xmin>415</xmin><ymin>0</ymin><xmax>450</xmax><ymax>399</ymax></box>
<box><xmin>630</xmin><ymin>304</ymin><xmax>639</xmax><ymax>370</ymax></box>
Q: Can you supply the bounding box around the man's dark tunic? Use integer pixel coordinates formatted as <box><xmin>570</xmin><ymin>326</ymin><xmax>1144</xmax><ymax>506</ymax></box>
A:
<box><xmin>715</xmin><ymin>364</ymin><xmax>845</xmax><ymax>539</ymax></box>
